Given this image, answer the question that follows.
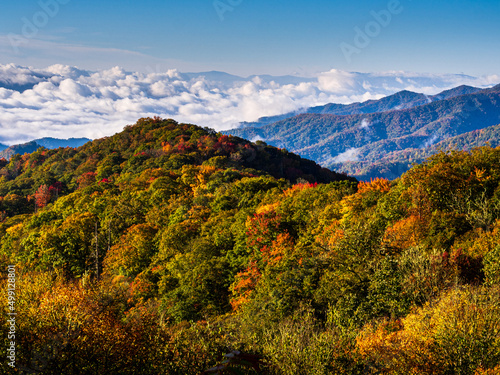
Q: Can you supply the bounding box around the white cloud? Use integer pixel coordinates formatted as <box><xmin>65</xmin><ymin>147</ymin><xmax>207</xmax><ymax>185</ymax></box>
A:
<box><xmin>360</xmin><ymin>119</ymin><xmax>371</xmax><ymax>129</ymax></box>
<box><xmin>0</xmin><ymin>63</ymin><xmax>498</xmax><ymax>144</ymax></box>
<box><xmin>331</xmin><ymin>148</ymin><xmax>360</xmax><ymax>163</ymax></box>
<box><xmin>250</xmin><ymin>136</ymin><xmax>265</xmax><ymax>143</ymax></box>
<box><xmin>317</xmin><ymin>70</ymin><xmax>361</xmax><ymax>94</ymax></box>
<box><xmin>422</xmin><ymin>133</ymin><xmax>440</xmax><ymax>148</ymax></box>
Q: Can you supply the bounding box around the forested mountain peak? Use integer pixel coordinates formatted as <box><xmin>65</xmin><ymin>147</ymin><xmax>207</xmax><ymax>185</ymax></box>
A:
<box><xmin>432</xmin><ymin>84</ymin><xmax>482</xmax><ymax>100</ymax></box>
<box><xmin>0</xmin><ymin>117</ymin><xmax>354</xmax><ymax>218</ymax></box>
<box><xmin>490</xmin><ymin>83</ymin><xmax>500</xmax><ymax>92</ymax></box>
<box><xmin>78</xmin><ymin>117</ymin><xmax>352</xmax><ymax>183</ymax></box>
<box><xmin>0</xmin><ymin>141</ymin><xmax>42</xmax><ymax>161</ymax></box>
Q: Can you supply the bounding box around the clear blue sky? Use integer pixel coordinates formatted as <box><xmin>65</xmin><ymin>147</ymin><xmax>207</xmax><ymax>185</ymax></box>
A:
<box><xmin>0</xmin><ymin>0</ymin><xmax>499</xmax><ymax>76</ymax></box>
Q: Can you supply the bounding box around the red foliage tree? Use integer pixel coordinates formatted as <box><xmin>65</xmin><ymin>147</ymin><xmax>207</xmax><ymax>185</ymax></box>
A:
<box><xmin>35</xmin><ymin>184</ymin><xmax>52</xmax><ymax>208</ymax></box>
<box><xmin>77</xmin><ymin>172</ymin><xmax>97</xmax><ymax>189</ymax></box>
<box><xmin>49</xmin><ymin>181</ymin><xmax>63</xmax><ymax>198</ymax></box>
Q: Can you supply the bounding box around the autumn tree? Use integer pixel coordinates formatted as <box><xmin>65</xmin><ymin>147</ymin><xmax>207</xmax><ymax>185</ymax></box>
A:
<box><xmin>35</xmin><ymin>184</ymin><xmax>52</xmax><ymax>208</ymax></box>
<box><xmin>77</xmin><ymin>172</ymin><xmax>97</xmax><ymax>189</ymax></box>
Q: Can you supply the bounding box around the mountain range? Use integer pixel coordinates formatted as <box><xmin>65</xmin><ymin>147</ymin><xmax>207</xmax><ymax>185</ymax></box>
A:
<box><xmin>238</xmin><ymin>85</ymin><xmax>483</xmax><ymax>128</ymax></box>
<box><xmin>227</xmin><ymin>84</ymin><xmax>500</xmax><ymax>180</ymax></box>
<box><xmin>0</xmin><ymin>137</ymin><xmax>91</xmax><ymax>160</ymax></box>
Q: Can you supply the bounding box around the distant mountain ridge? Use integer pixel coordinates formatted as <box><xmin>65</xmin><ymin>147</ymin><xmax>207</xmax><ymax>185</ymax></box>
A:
<box><xmin>227</xmin><ymin>84</ymin><xmax>500</xmax><ymax>180</ymax></box>
<box><xmin>329</xmin><ymin>122</ymin><xmax>500</xmax><ymax>180</ymax></box>
<box><xmin>238</xmin><ymin>85</ymin><xmax>483</xmax><ymax>128</ymax></box>
<box><xmin>0</xmin><ymin>137</ymin><xmax>91</xmax><ymax>160</ymax></box>
<box><xmin>180</xmin><ymin>71</ymin><xmax>317</xmax><ymax>87</ymax></box>
<box><xmin>33</xmin><ymin>137</ymin><xmax>92</xmax><ymax>149</ymax></box>
<box><xmin>0</xmin><ymin>141</ymin><xmax>43</xmax><ymax>161</ymax></box>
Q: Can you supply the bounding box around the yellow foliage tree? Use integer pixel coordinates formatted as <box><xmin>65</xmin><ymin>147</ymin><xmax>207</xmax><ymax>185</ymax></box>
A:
<box><xmin>357</xmin><ymin>285</ymin><xmax>500</xmax><ymax>374</ymax></box>
<box><xmin>340</xmin><ymin>178</ymin><xmax>391</xmax><ymax>225</ymax></box>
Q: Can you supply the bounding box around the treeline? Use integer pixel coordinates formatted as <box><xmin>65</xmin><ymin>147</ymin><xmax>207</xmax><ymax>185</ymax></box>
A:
<box><xmin>1</xmin><ymin>118</ymin><xmax>500</xmax><ymax>374</ymax></box>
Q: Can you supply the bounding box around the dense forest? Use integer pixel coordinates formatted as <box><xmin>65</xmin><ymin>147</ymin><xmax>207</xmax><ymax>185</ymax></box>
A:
<box><xmin>1</xmin><ymin>117</ymin><xmax>500</xmax><ymax>374</ymax></box>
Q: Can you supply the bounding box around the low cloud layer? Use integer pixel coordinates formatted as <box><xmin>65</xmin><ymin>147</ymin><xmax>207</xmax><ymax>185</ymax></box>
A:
<box><xmin>331</xmin><ymin>148</ymin><xmax>361</xmax><ymax>163</ymax></box>
<box><xmin>0</xmin><ymin>64</ymin><xmax>498</xmax><ymax>144</ymax></box>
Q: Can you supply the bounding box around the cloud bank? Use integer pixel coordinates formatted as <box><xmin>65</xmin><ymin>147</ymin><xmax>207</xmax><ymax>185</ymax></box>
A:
<box><xmin>0</xmin><ymin>64</ymin><xmax>498</xmax><ymax>144</ymax></box>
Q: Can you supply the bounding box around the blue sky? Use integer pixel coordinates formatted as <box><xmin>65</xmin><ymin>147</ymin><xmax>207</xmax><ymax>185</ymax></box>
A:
<box><xmin>0</xmin><ymin>0</ymin><xmax>499</xmax><ymax>76</ymax></box>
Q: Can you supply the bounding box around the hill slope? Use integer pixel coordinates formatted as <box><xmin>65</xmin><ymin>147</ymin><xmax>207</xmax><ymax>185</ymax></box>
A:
<box><xmin>2</xmin><ymin>126</ymin><xmax>500</xmax><ymax>373</ymax></box>
<box><xmin>333</xmin><ymin>122</ymin><xmax>500</xmax><ymax>180</ymax></box>
<box><xmin>0</xmin><ymin>118</ymin><xmax>354</xmax><ymax>212</ymax></box>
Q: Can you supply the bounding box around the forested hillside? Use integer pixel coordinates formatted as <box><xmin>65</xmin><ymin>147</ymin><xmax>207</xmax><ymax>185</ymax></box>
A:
<box><xmin>1</xmin><ymin>118</ymin><xmax>500</xmax><ymax>374</ymax></box>
<box><xmin>334</xmin><ymin>123</ymin><xmax>500</xmax><ymax>180</ymax></box>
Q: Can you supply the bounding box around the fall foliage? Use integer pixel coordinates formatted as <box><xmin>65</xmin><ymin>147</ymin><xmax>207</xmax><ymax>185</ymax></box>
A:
<box><xmin>1</xmin><ymin>118</ymin><xmax>500</xmax><ymax>374</ymax></box>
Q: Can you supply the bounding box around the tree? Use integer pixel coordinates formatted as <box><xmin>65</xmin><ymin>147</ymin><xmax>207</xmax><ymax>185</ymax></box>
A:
<box><xmin>103</xmin><ymin>224</ymin><xmax>157</xmax><ymax>278</ymax></box>
<box><xmin>77</xmin><ymin>172</ymin><xmax>97</xmax><ymax>189</ymax></box>
<box><xmin>35</xmin><ymin>184</ymin><xmax>52</xmax><ymax>209</ymax></box>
